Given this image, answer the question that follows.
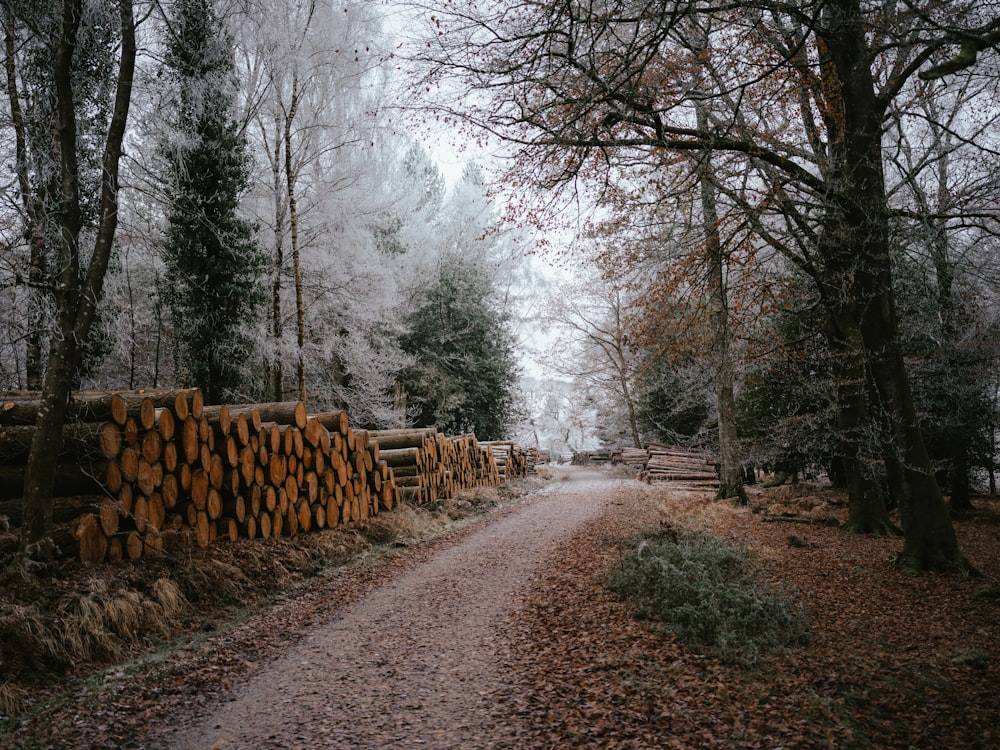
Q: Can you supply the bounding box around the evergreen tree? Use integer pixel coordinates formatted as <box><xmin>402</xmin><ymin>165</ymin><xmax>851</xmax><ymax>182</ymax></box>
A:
<box><xmin>634</xmin><ymin>355</ymin><xmax>713</xmax><ymax>449</ymax></box>
<box><xmin>894</xmin><ymin>252</ymin><xmax>999</xmax><ymax>507</ymax></box>
<box><xmin>400</xmin><ymin>254</ymin><xmax>521</xmax><ymax>440</ymax></box>
<box><xmin>736</xmin><ymin>279</ymin><xmax>839</xmax><ymax>483</ymax></box>
<box><xmin>161</xmin><ymin>0</ymin><xmax>265</xmax><ymax>404</ymax></box>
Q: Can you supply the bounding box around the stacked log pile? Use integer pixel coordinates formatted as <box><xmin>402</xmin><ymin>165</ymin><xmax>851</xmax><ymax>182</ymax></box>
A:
<box><xmin>1</xmin><ymin>389</ymin><xmax>533</xmax><ymax>563</ymax></box>
<box><xmin>366</xmin><ymin>429</ymin><xmax>501</xmax><ymax>505</ymax></box>
<box><xmin>639</xmin><ymin>443</ymin><xmax>719</xmax><ymax>489</ymax></box>
<box><xmin>450</xmin><ymin>434</ymin><xmax>502</xmax><ymax>492</ymax></box>
<box><xmin>0</xmin><ymin>389</ymin><xmax>396</xmax><ymax>563</ymax></box>
<box><xmin>621</xmin><ymin>447</ymin><xmax>650</xmax><ymax>470</ymax></box>
<box><xmin>484</xmin><ymin>441</ymin><xmax>529</xmax><ymax>481</ymax></box>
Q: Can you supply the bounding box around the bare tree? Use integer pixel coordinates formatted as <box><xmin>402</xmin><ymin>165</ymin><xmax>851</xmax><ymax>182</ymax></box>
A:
<box><xmin>408</xmin><ymin>0</ymin><xmax>991</xmax><ymax>571</ymax></box>
<box><xmin>15</xmin><ymin>0</ymin><xmax>136</xmax><ymax>558</ymax></box>
<box><xmin>542</xmin><ymin>269</ymin><xmax>642</xmax><ymax>448</ymax></box>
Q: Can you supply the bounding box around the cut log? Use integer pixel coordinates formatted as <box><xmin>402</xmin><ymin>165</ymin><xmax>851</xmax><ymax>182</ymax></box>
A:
<box><xmin>0</xmin><ymin>389</ymin><xmax>201</xmax><ymax>427</ymax></box>
<box><xmin>225</xmin><ymin>402</ymin><xmax>307</xmax><ymax>430</ymax></box>
<box><xmin>72</xmin><ymin>513</ymin><xmax>108</xmax><ymax>563</ymax></box>
<box><xmin>241</xmin><ymin>514</ymin><xmax>257</xmax><ymax>540</ymax></box>
<box><xmin>161</xmin><ymin>473</ymin><xmax>179</xmax><ymax>509</ymax></box>
<box><xmin>0</xmin><ymin>464</ymin><xmax>111</xmax><ymax>501</ymax></box>
<box><xmin>0</xmin><ymin>422</ymin><xmax>116</xmax><ymax>464</ymax></box>
<box><xmin>200</xmin><ymin>404</ymin><xmax>231</xmax><ymax>436</ymax></box>
<box><xmin>368</xmin><ymin>428</ymin><xmax>437</xmax><ymax>450</ymax></box>
<box><xmin>310</xmin><ymin>410</ymin><xmax>349</xmax><ymax>435</ymax></box>
<box><xmin>378</xmin><ymin>447</ymin><xmax>423</xmax><ymax>468</ymax></box>
<box><xmin>140</xmin><ymin>429</ymin><xmax>162</xmax><ymax>463</ymax></box>
<box><xmin>155</xmin><ymin>408</ymin><xmax>175</xmax><ymax>441</ymax></box>
<box><xmin>191</xmin><ymin>469</ymin><xmax>209</xmax><ymax>511</ymax></box>
<box><xmin>179</xmin><ymin>416</ymin><xmax>200</xmax><ymax>464</ymax></box>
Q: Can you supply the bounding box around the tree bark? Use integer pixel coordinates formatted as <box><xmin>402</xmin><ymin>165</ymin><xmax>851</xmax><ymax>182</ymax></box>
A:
<box><xmin>19</xmin><ymin>0</ymin><xmax>136</xmax><ymax>558</ymax></box>
<box><xmin>693</xmin><ymin>83</ymin><xmax>745</xmax><ymax>504</ymax></box>
<box><xmin>284</xmin><ymin>74</ymin><xmax>307</xmax><ymax>403</ymax></box>
<box><xmin>268</xmin><ymin>106</ymin><xmax>286</xmax><ymax>402</ymax></box>
<box><xmin>821</xmin><ymin>0</ymin><xmax>965</xmax><ymax>572</ymax></box>
<box><xmin>822</xmin><ymin>311</ymin><xmax>898</xmax><ymax>535</ymax></box>
<box><xmin>4</xmin><ymin>10</ymin><xmax>49</xmax><ymax>391</ymax></box>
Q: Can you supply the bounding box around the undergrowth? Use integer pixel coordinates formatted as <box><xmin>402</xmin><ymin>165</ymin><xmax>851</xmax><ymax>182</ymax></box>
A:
<box><xmin>0</xmin><ymin>479</ymin><xmax>538</xmax><ymax>701</ymax></box>
<box><xmin>607</xmin><ymin>526</ymin><xmax>809</xmax><ymax>667</ymax></box>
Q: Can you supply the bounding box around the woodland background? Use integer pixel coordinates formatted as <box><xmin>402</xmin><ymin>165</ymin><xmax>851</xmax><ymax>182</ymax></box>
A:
<box><xmin>1</xmin><ymin>1</ymin><xmax>1000</xmax><ymax>564</ymax></box>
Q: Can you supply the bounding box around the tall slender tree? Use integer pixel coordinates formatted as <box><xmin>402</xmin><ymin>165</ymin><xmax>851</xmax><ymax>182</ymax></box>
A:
<box><xmin>161</xmin><ymin>0</ymin><xmax>265</xmax><ymax>405</ymax></box>
<box><xmin>11</xmin><ymin>0</ymin><xmax>136</xmax><ymax>557</ymax></box>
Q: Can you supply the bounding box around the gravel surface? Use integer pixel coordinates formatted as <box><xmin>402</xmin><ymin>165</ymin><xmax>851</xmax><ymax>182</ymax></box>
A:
<box><xmin>153</xmin><ymin>466</ymin><xmax>611</xmax><ymax>749</ymax></box>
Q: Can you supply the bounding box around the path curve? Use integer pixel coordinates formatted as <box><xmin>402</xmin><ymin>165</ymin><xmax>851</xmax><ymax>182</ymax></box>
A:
<box><xmin>158</xmin><ymin>466</ymin><xmax>614</xmax><ymax>749</ymax></box>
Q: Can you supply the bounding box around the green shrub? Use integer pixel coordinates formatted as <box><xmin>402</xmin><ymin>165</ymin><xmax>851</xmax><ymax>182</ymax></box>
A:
<box><xmin>607</xmin><ymin>528</ymin><xmax>809</xmax><ymax>666</ymax></box>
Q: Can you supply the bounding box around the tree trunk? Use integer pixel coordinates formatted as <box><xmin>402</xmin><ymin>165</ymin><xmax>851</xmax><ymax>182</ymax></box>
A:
<box><xmin>822</xmin><ymin>313</ymin><xmax>898</xmax><ymax>535</ymax></box>
<box><xmin>687</xmin><ymin>29</ymin><xmax>745</xmax><ymax>504</ymax></box>
<box><xmin>269</xmin><ymin>105</ymin><xmax>286</xmax><ymax>402</ymax></box>
<box><xmin>284</xmin><ymin>74</ymin><xmax>307</xmax><ymax>403</ymax></box>
<box><xmin>860</xmin><ymin>295</ymin><xmax>965</xmax><ymax>571</ymax></box>
<box><xmin>822</xmin><ymin>0</ymin><xmax>965</xmax><ymax>572</ymax></box>
<box><xmin>694</xmin><ymin>110</ymin><xmax>745</xmax><ymax>504</ymax></box>
<box><xmin>19</xmin><ymin>0</ymin><xmax>136</xmax><ymax>559</ymax></box>
<box><xmin>4</xmin><ymin>12</ymin><xmax>48</xmax><ymax>392</ymax></box>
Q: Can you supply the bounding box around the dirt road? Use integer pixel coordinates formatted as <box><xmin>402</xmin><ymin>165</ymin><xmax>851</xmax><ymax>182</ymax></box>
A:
<box><xmin>155</xmin><ymin>466</ymin><xmax>613</xmax><ymax>749</ymax></box>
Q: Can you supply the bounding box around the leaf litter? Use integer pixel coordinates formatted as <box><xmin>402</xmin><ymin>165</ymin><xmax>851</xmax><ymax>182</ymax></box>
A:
<box><xmin>0</xmin><ymin>470</ymin><xmax>998</xmax><ymax>749</ymax></box>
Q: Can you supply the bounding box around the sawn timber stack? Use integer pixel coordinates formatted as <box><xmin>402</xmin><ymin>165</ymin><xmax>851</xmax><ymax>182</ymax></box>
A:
<box><xmin>1</xmin><ymin>389</ymin><xmax>522</xmax><ymax>563</ymax></box>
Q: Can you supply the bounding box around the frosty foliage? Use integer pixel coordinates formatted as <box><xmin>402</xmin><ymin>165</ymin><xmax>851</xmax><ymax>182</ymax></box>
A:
<box><xmin>0</xmin><ymin>0</ymin><xmax>530</xmax><ymax>438</ymax></box>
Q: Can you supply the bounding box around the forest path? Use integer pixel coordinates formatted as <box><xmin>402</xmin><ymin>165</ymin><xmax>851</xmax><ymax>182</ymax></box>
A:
<box><xmin>157</xmin><ymin>465</ymin><xmax>613</xmax><ymax>749</ymax></box>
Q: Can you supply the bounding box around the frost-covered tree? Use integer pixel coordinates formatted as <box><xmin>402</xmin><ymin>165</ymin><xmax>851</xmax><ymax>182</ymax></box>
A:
<box><xmin>239</xmin><ymin>0</ymin><xmax>400</xmax><ymax>404</ymax></box>
<box><xmin>161</xmin><ymin>0</ymin><xmax>265</xmax><ymax>404</ymax></box>
<box><xmin>0</xmin><ymin>0</ymin><xmax>137</xmax><ymax>555</ymax></box>
<box><xmin>540</xmin><ymin>269</ymin><xmax>642</xmax><ymax>448</ymax></box>
<box><xmin>0</xmin><ymin>0</ymin><xmax>122</xmax><ymax>389</ymax></box>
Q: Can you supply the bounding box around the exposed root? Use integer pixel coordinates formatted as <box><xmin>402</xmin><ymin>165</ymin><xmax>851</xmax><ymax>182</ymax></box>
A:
<box><xmin>841</xmin><ymin>518</ymin><xmax>902</xmax><ymax>537</ymax></box>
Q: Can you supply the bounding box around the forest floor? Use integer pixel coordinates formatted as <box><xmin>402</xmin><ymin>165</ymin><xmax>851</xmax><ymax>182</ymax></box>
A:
<box><xmin>1</xmin><ymin>464</ymin><xmax>998</xmax><ymax>749</ymax></box>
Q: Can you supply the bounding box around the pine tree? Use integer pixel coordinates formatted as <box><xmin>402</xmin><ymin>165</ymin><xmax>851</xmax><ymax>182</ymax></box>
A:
<box><xmin>161</xmin><ymin>0</ymin><xmax>265</xmax><ymax>404</ymax></box>
<box><xmin>401</xmin><ymin>254</ymin><xmax>521</xmax><ymax>440</ymax></box>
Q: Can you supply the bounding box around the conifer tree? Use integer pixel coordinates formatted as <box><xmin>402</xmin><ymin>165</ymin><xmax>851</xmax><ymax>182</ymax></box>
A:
<box><xmin>401</xmin><ymin>253</ymin><xmax>521</xmax><ymax>440</ymax></box>
<box><xmin>161</xmin><ymin>0</ymin><xmax>264</xmax><ymax>404</ymax></box>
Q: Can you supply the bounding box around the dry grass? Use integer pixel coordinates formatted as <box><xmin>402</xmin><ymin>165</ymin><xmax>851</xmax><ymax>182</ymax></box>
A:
<box><xmin>0</xmin><ymin>602</ymin><xmax>67</xmax><ymax>676</ymax></box>
<box><xmin>0</xmin><ymin>682</ymin><xmax>25</xmax><ymax>718</ymax></box>
<box><xmin>0</xmin><ymin>475</ymin><xmax>546</xmax><ymax>714</ymax></box>
<box><xmin>57</xmin><ymin>589</ymin><xmax>123</xmax><ymax>663</ymax></box>
<box><xmin>610</xmin><ymin>482</ymin><xmax>739</xmax><ymax>531</ymax></box>
<box><xmin>359</xmin><ymin>504</ymin><xmax>428</xmax><ymax>544</ymax></box>
<box><xmin>151</xmin><ymin>578</ymin><xmax>186</xmax><ymax>620</ymax></box>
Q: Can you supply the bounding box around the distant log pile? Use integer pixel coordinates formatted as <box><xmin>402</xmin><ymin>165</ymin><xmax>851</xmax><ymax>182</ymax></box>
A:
<box><xmin>565</xmin><ymin>442</ymin><xmax>718</xmax><ymax>489</ymax></box>
<box><xmin>571</xmin><ymin>450</ymin><xmax>612</xmax><ymax>466</ymax></box>
<box><xmin>484</xmin><ymin>441</ymin><xmax>531</xmax><ymax>481</ymax></box>
<box><xmin>620</xmin><ymin>447</ymin><xmax>650</xmax><ymax>470</ymax></box>
<box><xmin>0</xmin><ymin>389</ymin><xmax>525</xmax><ymax>564</ymax></box>
<box><xmin>638</xmin><ymin>443</ymin><xmax>719</xmax><ymax>489</ymax></box>
<box><xmin>366</xmin><ymin>429</ymin><xmax>502</xmax><ymax>505</ymax></box>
